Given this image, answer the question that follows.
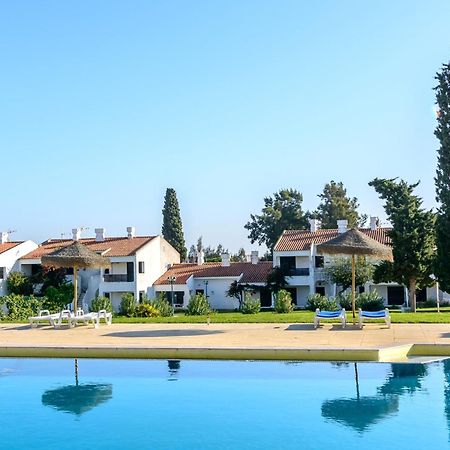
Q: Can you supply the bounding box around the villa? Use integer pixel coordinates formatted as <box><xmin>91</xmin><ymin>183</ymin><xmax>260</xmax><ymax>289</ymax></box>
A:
<box><xmin>274</xmin><ymin>217</ymin><xmax>449</xmax><ymax>307</ymax></box>
<box><xmin>0</xmin><ymin>232</ymin><xmax>38</xmax><ymax>296</ymax></box>
<box><xmin>19</xmin><ymin>227</ymin><xmax>179</xmax><ymax>311</ymax></box>
<box><xmin>152</xmin><ymin>251</ymin><xmax>273</xmax><ymax>310</ymax></box>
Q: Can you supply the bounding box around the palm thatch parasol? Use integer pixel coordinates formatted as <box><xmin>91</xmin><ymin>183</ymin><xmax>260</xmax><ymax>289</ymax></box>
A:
<box><xmin>317</xmin><ymin>229</ymin><xmax>393</xmax><ymax>322</ymax></box>
<box><xmin>41</xmin><ymin>241</ymin><xmax>110</xmax><ymax>312</ymax></box>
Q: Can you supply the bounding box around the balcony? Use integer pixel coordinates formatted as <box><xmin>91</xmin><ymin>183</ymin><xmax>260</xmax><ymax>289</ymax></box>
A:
<box><xmin>282</xmin><ymin>268</ymin><xmax>310</xmax><ymax>277</ymax></box>
<box><xmin>103</xmin><ymin>274</ymin><xmax>133</xmax><ymax>283</ymax></box>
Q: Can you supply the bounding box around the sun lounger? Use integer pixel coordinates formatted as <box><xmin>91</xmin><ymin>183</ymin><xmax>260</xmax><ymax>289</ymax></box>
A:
<box><xmin>69</xmin><ymin>310</ymin><xmax>100</xmax><ymax>328</ymax></box>
<box><xmin>29</xmin><ymin>310</ymin><xmax>60</xmax><ymax>328</ymax></box>
<box><xmin>358</xmin><ymin>308</ymin><xmax>391</xmax><ymax>329</ymax></box>
<box><xmin>314</xmin><ymin>308</ymin><xmax>346</xmax><ymax>329</ymax></box>
<box><xmin>51</xmin><ymin>310</ymin><xmax>74</xmax><ymax>329</ymax></box>
<box><xmin>96</xmin><ymin>309</ymin><xmax>112</xmax><ymax>325</ymax></box>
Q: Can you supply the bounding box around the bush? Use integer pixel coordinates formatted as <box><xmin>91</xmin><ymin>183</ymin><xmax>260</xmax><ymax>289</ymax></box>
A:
<box><xmin>7</xmin><ymin>272</ymin><xmax>33</xmax><ymax>296</ymax></box>
<box><xmin>135</xmin><ymin>303</ymin><xmax>160</xmax><ymax>317</ymax></box>
<box><xmin>120</xmin><ymin>293</ymin><xmax>136</xmax><ymax>317</ymax></box>
<box><xmin>274</xmin><ymin>289</ymin><xmax>294</xmax><ymax>313</ymax></box>
<box><xmin>336</xmin><ymin>292</ymin><xmax>352</xmax><ymax>310</ymax></box>
<box><xmin>90</xmin><ymin>296</ymin><xmax>113</xmax><ymax>313</ymax></box>
<box><xmin>4</xmin><ymin>294</ymin><xmax>43</xmax><ymax>320</ymax></box>
<box><xmin>241</xmin><ymin>293</ymin><xmax>261</xmax><ymax>314</ymax></box>
<box><xmin>417</xmin><ymin>300</ymin><xmax>437</xmax><ymax>309</ymax></box>
<box><xmin>186</xmin><ymin>293</ymin><xmax>211</xmax><ymax>316</ymax></box>
<box><xmin>306</xmin><ymin>294</ymin><xmax>338</xmax><ymax>311</ymax></box>
<box><xmin>42</xmin><ymin>284</ymin><xmax>74</xmax><ymax>312</ymax></box>
<box><xmin>357</xmin><ymin>291</ymin><xmax>384</xmax><ymax>311</ymax></box>
<box><xmin>149</xmin><ymin>293</ymin><xmax>174</xmax><ymax>317</ymax></box>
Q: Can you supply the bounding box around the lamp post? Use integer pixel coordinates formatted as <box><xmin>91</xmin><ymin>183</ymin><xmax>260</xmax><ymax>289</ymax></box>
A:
<box><xmin>167</xmin><ymin>276</ymin><xmax>177</xmax><ymax>313</ymax></box>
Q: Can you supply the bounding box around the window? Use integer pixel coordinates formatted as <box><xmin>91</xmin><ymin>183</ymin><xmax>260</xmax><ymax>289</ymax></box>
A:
<box><xmin>315</xmin><ymin>286</ymin><xmax>325</xmax><ymax>296</ymax></box>
<box><xmin>104</xmin><ymin>292</ymin><xmax>110</xmax><ymax>299</ymax></box>
<box><xmin>139</xmin><ymin>291</ymin><xmax>145</xmax><ymax>302</ymax></box>
<box><xmin>0</xmin><ymin>267</ymin><xmax>5</xmax><ymax>279</ymax></box>
<box><xmin>315</xmin><ymin>256</ymin><xmax>324</xmax><ymax>268</ymax></box>
<box><xmin>358</xmin><ymin>286</ymin><xmax>365</xmax><ymax>294</ymax></box>
<box><xmin>104</xmin><ymin>268</ymin><xmax>110</xmax><ymax>275</ymax></box>
<box><xmin>138</xmin><ymin>261</ymin><xmax>145</xmax><ymax>274</ymax></box>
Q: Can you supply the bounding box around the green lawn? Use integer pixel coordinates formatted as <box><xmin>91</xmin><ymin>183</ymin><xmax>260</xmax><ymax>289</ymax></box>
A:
<box><xmin>112</xmin><ymin>309</ymin><xmax>450</xmax><ymax>324</ymax></box>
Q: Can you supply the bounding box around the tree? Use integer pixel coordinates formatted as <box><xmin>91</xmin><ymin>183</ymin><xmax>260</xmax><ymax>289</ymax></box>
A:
<box><xmin>315</xmin><ymin>180</ymin><xmax>366</xmax><ymax>229</ymax></box>
<box><xmin>161</xmin><ymin>188</ymin><xmax>187</xmax><ymax>261</ymax></box>
<box><xmin>203</xmin><ymin>244</ymin><xmax>228</xmax><ymax>262</ymax></box>
<box><xmin>324</xmin><ymin>257</ymin><xmax>374</xmax><ymax>292</ymax></box>
<box><xmin>245</xmin><ymin>189</ymin><xmax>309</xmax><ymax>251</ymax></box>
<box><xmin>369</xmin><ymin>178</ymin><xmax>436</xmax><ymax>312</ymax></box>
<box><xmin>226</xmin><ymin>280</ymin><xmax>244</xmax><ymax>309</ymax></box>
<box><xmin>266</xmin><ymin>266</ymin><xmax>288</xmax><ymax>294</ymax></box>
<box><xmin>231</xmin><ymin>248</ymin><xmax>246</xmax><ymax>262</ymax></box>
<box><xmin>6</xmin><ymin>271</ymin><xmax>33</xmax><ymax>295</ymax></box>
<box><xmin>434</xmin><ymin>63</ymin><xmax>450</xmax><ymax>293</ymax></box>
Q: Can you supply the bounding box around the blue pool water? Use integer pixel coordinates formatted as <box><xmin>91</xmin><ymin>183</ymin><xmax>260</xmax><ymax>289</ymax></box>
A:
<box><xmin>0</xmin><ymin>358</ymin><xmax>449</xmax><ymax>449</ymax></box>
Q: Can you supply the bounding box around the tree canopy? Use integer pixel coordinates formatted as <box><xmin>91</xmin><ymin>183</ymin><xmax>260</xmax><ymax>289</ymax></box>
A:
<box><xmin>315</xmin><ymin>180</ymin><xmax>366</xmax><ymax>229</ymax></box>
<box><xmin>369</xmin><ymin>178</ymin><xmax>436</xmax><ymax>311</ymax></box>
<box><xmin>434</xmin><ymin>63</ymin><xmax>450</xmax><ymax>293</ymax></box>
<box><xmin>324</xmin><ymin>257</ymin><xmax>375</xmax><ymax>292</ymax></box>
<box><xmin>161</xmin><ymin>188</ymin><xmax>187</xmax><ymax>261</ymax></box>
<box><xmin>245</xmin><ymin>188</ymin><xmax>309</xmax><ymax>251</ymax></box>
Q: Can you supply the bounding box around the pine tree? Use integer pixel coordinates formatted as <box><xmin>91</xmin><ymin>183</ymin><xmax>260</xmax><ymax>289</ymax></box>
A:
<box><xmin>434</xmin><ymin>63</ymin><xmax>450</xmax><ymax>293</ymax></box>
<box><xmin>315</xmin><ymin>180</ymin><xmax>366</xmax><ymax>229</ymax></box>
<box><xmin>161</xmin><ymin>188</ymin><xmax>187</xmax><ymax>261</ymax></box>
<box><xmin>369</xmin><ymin>178</ymin><xmax>435</xmax><ymax>312</ymax></box>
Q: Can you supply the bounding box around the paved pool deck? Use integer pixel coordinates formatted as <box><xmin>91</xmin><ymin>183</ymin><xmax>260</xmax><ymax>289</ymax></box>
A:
<box><xmin>2</xmin><ymin>322</ymin><xmax>450</xmax><ymax>362</ymax></box>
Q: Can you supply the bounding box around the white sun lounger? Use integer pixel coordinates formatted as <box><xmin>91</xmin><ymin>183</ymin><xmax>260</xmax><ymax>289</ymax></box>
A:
<box><xmin>51</xmin><ymin>310</ymin><xmax>74</xmax><ymax>329</ymax></box>
<box><xmin>358</xmin><ymin>308</ymin><xmax>391</xmax><ymax>329</ymax></box>
<box><xmin>96</xmin><ymin>309</ymin><xmax>112</xmax><ymax>325</ymax></box>
<box><xmin>314</xmin><ymin>308</ymin><xmax>346</xmax><ymax>329</ymax></box>
<box><xmin>69</xmin><ymin>310</ymin><xmax>100</xmax><ymax>329</ymax></box>
<box><xmin>29</xmin><ymin>310</ymin><xmax>60</xmax><ymax>328</ymax></box>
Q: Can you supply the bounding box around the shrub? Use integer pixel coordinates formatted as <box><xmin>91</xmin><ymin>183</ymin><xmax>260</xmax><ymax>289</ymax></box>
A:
<box><xmin>336</xmin><ymin>292</ymin><xmax>352</xmax><ymax>310</ymax></box>
<box><xmin>90</xmin><ymin>296</ymin><xmax>113</xmax><ymax>313</ymax></box>
<box><xmin>135</xmin><ymin>303</ymin><xmax>160</xmax><ymax>317</ymax></box>
<box><xmin>42</xmin><ymin>284</ymin><xmax>74</xmax><ymax>312</ymax></box>
<box><xmin>4</xmin><ymin>294</ymin><xmax>43</xmax><ymax>320</ymax></box>
<box><xmin>274</xmin><ymin>289</ymin><xmax>294</xmax><ymax>313</ymax></box>
<box><xmin>357</xmin><ymin>291</ymin><xmax>384</xmax><ymax>311</ymax></box>
<box><xmin>149</xmin><ymin>293</ymin><xmax>174</xmax><ymax>317</ymax></box>
<box><xmin>7</xmin><ymin>272</ymin><xmax>33</xmax><ymax>296</ymax></box>
<box><xmin>120</xmin><ymin>293</ymin><xmax>136</xmax><ymax>317</ymax></box>
<box><xmin>417</xmin><ymin>300</ymin><xmax>437</xmax><ymax>309</ymax></box>
<box><xmin>186</xmin><ymin>293</ymin><xmax>211</xmax><ymax>316</ymax></box>
<box><xmin>306</xmin><ymin>294</ymin><xmax>338</xmax><ymax>311</ymax></box>
<box><xmin>241</xmin><ymin>293</ymin><xmax>260</xmax><ymax>314</ymax></box>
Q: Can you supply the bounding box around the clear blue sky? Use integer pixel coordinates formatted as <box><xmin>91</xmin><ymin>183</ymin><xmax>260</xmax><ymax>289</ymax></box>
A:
<box><xmin>1</xmin><ymin>1</ymin><xmax>449</xmax><ymax>252</ymax></box>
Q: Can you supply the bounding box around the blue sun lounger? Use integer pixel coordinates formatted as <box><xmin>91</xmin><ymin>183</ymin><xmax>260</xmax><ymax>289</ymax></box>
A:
<box><xmin>314</xmin><ymin>308</ymin><xmax>346</xmax><ymax>329</ymax></box>
<box><xmin>358</xmin><ymin>308</ymin><xmax>391</xmax><ymax>329</ymax></box>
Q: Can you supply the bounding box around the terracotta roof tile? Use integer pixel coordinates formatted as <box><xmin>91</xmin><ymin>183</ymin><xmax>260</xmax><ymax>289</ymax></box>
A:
<box><xmin>21</xmin><ymin>236</ymin><xmax>157</xmax><ymax>259</ymax></box>
<box><xmin>0</xmin><ymin>242</ymin><xmax>22</xmax><ymax>255</ymax></box>
<box><xmin>154</xmin><ymin>262</ymin><xmax>273</xmax><ymax>285</ymax></box>
<box><xmin>274</xmin><ymin>228</ymin><xmax>391</xmax><ymax>252</ymax></box>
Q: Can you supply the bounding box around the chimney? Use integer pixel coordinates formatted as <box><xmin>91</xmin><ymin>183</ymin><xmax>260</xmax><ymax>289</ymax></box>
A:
<box><xmin>309</xmin><ymin>219</ymin><xmax>320</xmax><ymax>233</ymax></box>
<box><xmin>370</xmin><ymin>216</ymin><xmax>379</xmax><ymax>231</ymax></box>
<box><xmin>221</xmin><ymin>252</ymin><xmax>230</xmax><ymax>267</ymax></box>
<box><xmin>337</xmin><ymin>220</ymin><xmax>348</xmax><ymax>234</ymax></box>
<box><xmin>196</xmin><ymin>249</ymin><xmax>204</xmax><ymax>266</ymax></box>
<box><xmin>251</xmin><ymin>251</ymin><xmax>259</xmax><ymax>265</ymax></box>
<box><xmin>127</xmin><ymin>226</ymin><xmax>135</xmax><ymax>239</ymax></box>
<box><xmin>0</xmin><ymin>232</ymin><xmax>9</xmax><ymax>244</ymax></box>
<box><xmin>95</xmin><ymin>228</ymin><xmax>106</xmax><ymax>242</ymax></box>
<box><xmin>72</xmin><ymin>228</ymin><xmax>81</xmax><ymax>241</ymax></box>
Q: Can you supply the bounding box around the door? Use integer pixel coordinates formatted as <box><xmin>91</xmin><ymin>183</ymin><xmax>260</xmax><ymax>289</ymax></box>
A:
<box><xmin>260</xmin><ymin>288</ymin><xmax>272</xmax><ymax>308</ymax></box>
<box><xmin>127</xmin><ymin>262</ymin><xmax>134</xmax><ymax>282</ymax></box>
<box><xmin>285</xmin><ymin>288</ymin><xmax>298</xmax><ymax>305</ymax></box>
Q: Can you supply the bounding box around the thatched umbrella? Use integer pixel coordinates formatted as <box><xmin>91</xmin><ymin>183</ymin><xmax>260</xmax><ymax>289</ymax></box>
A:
<box><xmin>42</xmin><ymin>241</ymin><xmax>110</xmax><ymax>312</ymax></box>
<box><xmin>317</xmin><ymin>228</ymin><xmax>392</xmax><ymax>322</ymax></box>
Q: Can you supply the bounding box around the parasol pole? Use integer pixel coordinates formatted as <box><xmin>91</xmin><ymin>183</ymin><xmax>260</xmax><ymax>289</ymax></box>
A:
<box><xmin>73</xmin><ymin>265</ymin><xmax>78</xmax><ymax>313</ymax></box>
<box><xmin>351</xmin><ymin>254</ymin><xmax>356</xmax><ymax>324</ymax></box>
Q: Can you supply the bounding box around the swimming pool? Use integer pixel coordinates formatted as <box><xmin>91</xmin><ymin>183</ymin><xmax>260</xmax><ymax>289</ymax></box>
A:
<box><xmin>0</xmin><ymin>358</ymin><xmax>448</xmax><ymax>449</ymax></box>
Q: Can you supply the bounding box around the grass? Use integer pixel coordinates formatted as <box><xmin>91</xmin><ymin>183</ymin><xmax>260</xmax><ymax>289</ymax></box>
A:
<box><xmin>112</xmin><ymin>309</ymin><xmax>450</xmax><ymax>324</ymax></box>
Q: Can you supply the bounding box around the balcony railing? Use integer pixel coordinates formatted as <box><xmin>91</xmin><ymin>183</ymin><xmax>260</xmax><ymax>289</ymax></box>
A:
<box><xmin>282</xmin><ymin>268</ymin><xmax>310</xmax><ymax>277</ymax></box>
<box><xmin>103</xmin><ymin>274</ymin><xmax>133</xmax><ymax>283</ymax></box>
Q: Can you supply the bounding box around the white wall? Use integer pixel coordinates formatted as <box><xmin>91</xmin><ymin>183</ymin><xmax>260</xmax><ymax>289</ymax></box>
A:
<box><xmin>0</xmin><ymin>241</ymin><xmax>38</xmax><ymax>296</ymax></box>
<box><xmin>193</xmin><ymin>277</ymin><xmax>240</xmax><ymax>310</ymax></box>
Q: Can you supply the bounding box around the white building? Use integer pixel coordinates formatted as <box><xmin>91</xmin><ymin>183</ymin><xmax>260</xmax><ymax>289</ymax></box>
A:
<box><xmin>0</xmin><ymin>232</ymin><xmax>38</xmax><ymax>296</ymax></box>
<box><xmin>20</xmin><ymin>227</ymin><xmax>180</xmax><ymax>311</ymax></box>
<box><xmin>152</xmin><ymin>251</ymin><xmax>273</xmax><ymax>310</ymax></box>
<box><xmin>273</xmin><ymin>218</ymin><xmax>449</xmax><ymax>307</ymax></box>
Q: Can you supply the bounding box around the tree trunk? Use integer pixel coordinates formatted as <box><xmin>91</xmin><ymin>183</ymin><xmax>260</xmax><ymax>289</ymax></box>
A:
<box><xmin>408</xmin><ymin>278</ymin><xmax>417</xmax><ymax>312</ymax></box>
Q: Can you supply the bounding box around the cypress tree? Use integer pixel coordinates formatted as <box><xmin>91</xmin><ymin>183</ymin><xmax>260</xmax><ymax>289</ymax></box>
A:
<box><xmin>162</xmin><ymin>188</ymin><xmax>187</xmax><ymax>261</ymax></box>
<box><xmin>434</xmin><ymin>64</ymin><xmax>450</xmax><ymax>293</ymax></box>
<box><xmin>369</xmin><ymin>178</ymin><xmax>435</xmax><ymax>312</ymax></box>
